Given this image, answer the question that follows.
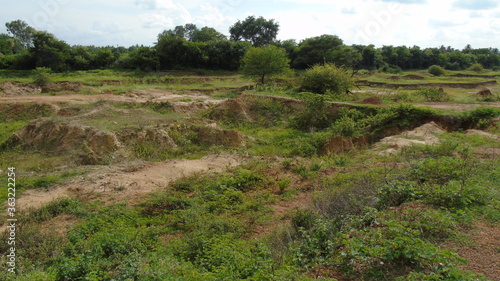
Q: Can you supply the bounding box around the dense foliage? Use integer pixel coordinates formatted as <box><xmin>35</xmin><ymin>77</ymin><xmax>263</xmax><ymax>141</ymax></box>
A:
<box><xmin>240</xmin><ymin>45</ymin><xmax>291</xmax><ymax>83</ymax></box>
<box><xmin>1</xmin><ymin>19</ymin><xmax>499</xmax><ymax>73</ymax></box>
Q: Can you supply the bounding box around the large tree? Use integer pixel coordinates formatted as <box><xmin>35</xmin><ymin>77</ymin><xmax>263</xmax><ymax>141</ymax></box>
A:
<box><xmin>240</xmin><ymin>45</ymin><xmax>290</xmax><ymax>84</ymax></box>
<box><xmin>229</xmin><ymin>16</ymin><xmax>279</xmax><ymax>47</ymax></box>
<box><xmin>5</xmin><ymin>20</ymin><xmax>35</xmax><ymax>49</ymax></box>
<box><xmin>292</xmin><ymin>35</ymin><xmax>344</xmax><ymax>69</ymax></box>
<box><xmin>158</xmin><ymin>24</ymin><xmax>226</xmax><ymax>42</ymax></box>
<box><xmin>31</xmin><ymin>31</ymin><xmax>71</xmax><ymax>71</ymax></box>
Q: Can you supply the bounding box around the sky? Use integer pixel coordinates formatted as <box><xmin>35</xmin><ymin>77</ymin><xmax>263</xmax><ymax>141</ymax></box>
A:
<box><xmin>1</xmin><ymin>0</ymin><xmax>499</xmax><ymax>49</ymax></box>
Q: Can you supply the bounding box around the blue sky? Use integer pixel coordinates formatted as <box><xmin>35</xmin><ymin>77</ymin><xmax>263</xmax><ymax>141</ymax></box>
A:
<box><xmin>1</xmin><ymin>0</ymin><xmax>499</xmax><ymax>49</ymax></box>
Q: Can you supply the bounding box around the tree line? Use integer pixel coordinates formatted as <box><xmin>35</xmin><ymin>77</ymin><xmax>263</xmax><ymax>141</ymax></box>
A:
<box><xmin>1</xmin><ymin>17</ymin><xmax>499</xmax><ymax>73</ymax></box>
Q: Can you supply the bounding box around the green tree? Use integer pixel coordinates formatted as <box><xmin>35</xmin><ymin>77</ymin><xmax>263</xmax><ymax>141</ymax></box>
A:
<box><xmin>0</xmin><ymin>34</ymin><xmax>23</xmax><ymax>55</ymax></box>
<box><xmin>158</xmin><ymin>23</ymin><xmax>198</xmax><ymax>41</ymax></box>
<box><xmin>230</xmin><ymin>16</ymin><xmax>279</xmax><ymax>47</ymax></box>
<box><xmin>360</xmin><ymin>44</ymin><xmax>383</xmax><ymax>70</ymax></box>
<box><xmin>5</xmin><ymin>20</ymin><xmax>35</xmax><ymax>49</ymax></box>
<box><xmin>156</xmin><ymin>34</ymin><xmax>186</xmax><ymax>69</ymax></box>
<box><xmin>240</xmin><ymin>45</ymin><xmax>290</xmax><ymax>84</ymax></box>
<box><xmin>69</xmin><ymin>46</ymin><xmax>92</xmax><ymax>70</ymax></box>
<box><xmin>292</xmin><ymin>35</ymin><xmax>344</xmax><ymax>69</ymax></box>
<box><xmin>31</xmin><ymin>31</ymin><xmax>71</xmax><ymax>71</ymax></box>
<box><xmin>128</xmin><ymin>47</ymin><xmax>159</xmax><ymax>71</ymax></box>
<box><xmin>192</xmin><ymin>27</ymin><xmax>226</xmax><ymax>42</ymax></box>
<box><xmin>205</xmin><ymin>40</ymin><xmax>250</xmax><ymax>70</ymax></box>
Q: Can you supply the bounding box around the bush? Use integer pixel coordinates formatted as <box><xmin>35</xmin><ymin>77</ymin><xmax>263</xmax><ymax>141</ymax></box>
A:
<box><xmin>418</xmin><ymin>87</ymin><xmax>450</xmax><ymax>102</ymax></box>
<box><xmin>428</xmin><ymin>65</ymin><xmax>446</xmax><ymax>76</ymax></box>
<box><xmin>292</xmin><ymin>93</ymin><xmax>331</xmax><ymax>131</ymax></box>
<box><xmin>32</xmin><ymin>67</ymin><xmax>52</xmax><ymax>87</ymax></box>
<box><xmin>468</xmin><ymin>63</ymin><xmax>485</xmax><ymax>72</ymax></box>
<box><xmin>300</xmin><ymin>63</ymin><xmax>354</xmax><ymax>95</ymax></box>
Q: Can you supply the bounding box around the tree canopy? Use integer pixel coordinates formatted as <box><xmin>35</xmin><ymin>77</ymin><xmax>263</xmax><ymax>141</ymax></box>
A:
<box><xmin>5</xmin><ymin>20</ymin><xmax>35</xmax><ymax>49</ymax></box>
<box><xmin>1</xmin><ymin>17</ymin><xmax>500</xmax><ymax>73</ymax></box>
<box><xmin>240</xmin><ymin>45</ymin><xmax>290</xmax><ymax>84</ymax></box>
<box><xmin>230</xmin><ymin>16</ymin><xmax>279</xmax><ymax>47</ymax></box>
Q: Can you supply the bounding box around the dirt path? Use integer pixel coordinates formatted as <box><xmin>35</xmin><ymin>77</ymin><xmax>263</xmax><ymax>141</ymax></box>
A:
<box><xmin>15</xmin><ymin>154</ymin><xmax>244</xmax><ymax>211</ymax></box>
<box><xmin>0</xmin><ymin>89</ymin><xmax>226</xmax><ymax>106</ymax></box>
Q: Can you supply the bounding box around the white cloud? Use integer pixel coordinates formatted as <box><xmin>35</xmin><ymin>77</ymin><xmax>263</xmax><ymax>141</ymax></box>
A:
<box><xmin>341</xmin><ymin>7</ymin><xmax>357</xmax><ymax>14</ymax></box>
<box><xmin>453</xmin><ymin>0</ymin><xmax>499</xmax><ymax>10</ymax></box>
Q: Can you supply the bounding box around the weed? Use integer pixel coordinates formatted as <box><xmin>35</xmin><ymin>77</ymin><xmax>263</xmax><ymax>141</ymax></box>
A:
<box><xmin>277</xmin><ymin>178</ymin><xmax>291</xmax><ymax>194</ymax></box>
<box><xmin>281</xmin><ymin>158</ymin><xmax>293</xmax><ymax>170</ymax></box>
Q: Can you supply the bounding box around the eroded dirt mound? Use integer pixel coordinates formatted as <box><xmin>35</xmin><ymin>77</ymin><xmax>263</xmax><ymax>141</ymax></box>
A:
<box><xmin>0</xmin><ymin>102</ymin><xmax>58</xmax><ymax>120</ymax></box>
<box><xmin>41</xmin><ymin>82</ymin><xmax>83</xmax><ymax>93</ymax></box>
<box><xmin>404</xmin><ymin>74</ymin><xmax>425</xmax><ymax>80</ymax></box>
<box><xmin>321</xmin><ymin>135</ymin><xmax>368</xmax><ymax>154</ymax></box>
<box><xmin>120</xmin><ymin>126</ymin><xmax>178</xmax><ymax>152</ymax></box>
<box><xmin>0</xmin><ymin>81</ymin><xmax>41</xmax><ymax>96</ymax></box>
<box><xmin>208</xmin><ymin>98</ymin><xmax>252</xmax><ymax>121</ymax></box>
<box><xmin>464</xmin><ymin>129</ymin><xmax>500</xmax><ymax>140</ymax></box>
<box><xmin>476</xmin><ymin>88</ymin><xmax>493</xmax><ymax>98</ymax></box>
<box><xmin>5</xmin><ymin>119</ymin><xmax>121</xmax><ymax>164</ymax></box>
<box><xmin>359</xmin><ymin>96</ymin><xmax>382</xmax><ymax>105</ymax></box>
<box><xmin>198</xmin><ymin>123</ymin><xmax>247</xmax><ymax>147</ymax></box>
<box><xmin>374</xmin><ymin>121</ymin><xmax>446</xmax><ymax>155</ymax></box>
<box><xmin>171</xmin><ymin>101</ymin><xmax>215</xmax><ymax>114</ymax></box>
<box><xmin>5</xmin><ymin>117</ymin><xmax>248</xmax><ymax>164</ymax></box>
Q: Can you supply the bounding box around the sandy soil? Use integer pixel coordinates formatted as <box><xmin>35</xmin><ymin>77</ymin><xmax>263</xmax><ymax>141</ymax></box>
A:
<box><xmin>15</xmin><ymin>154</ymin><xmax>244</xmax><ymax>211</ymax></box>
<box><xmin>373</xmin><ymin>121</ymin><xmax>446</xmax><ymax>155</ymax></box>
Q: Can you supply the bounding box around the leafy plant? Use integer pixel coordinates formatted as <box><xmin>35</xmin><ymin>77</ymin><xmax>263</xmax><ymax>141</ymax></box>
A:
<box><xmin>418</xmin><ymin>87</ymin><xmax>450</xmax><ymax>102</ymax></box>
<box><xmin>428</xmin><ymin>65</ymin><xmax>446</xmax><ymax>76</ymax></box>
<box><xmin>32</xmin><ymin>67</ymin><xmax>52</xmax><ymax>87</ymax></box>
<box><xmin>240</xmin><ymin>45</ymin><xmax>291</xmax><ymax>84</ymax></box>
<box><xmin>468</xmin><ymin>63</ymin><xmax>485</xmax><ymax>72</ymax></box>
<box><xmin>300</xmin><ymin>63</ymin><xmax>354</xmax><ymax>95</ymax></box>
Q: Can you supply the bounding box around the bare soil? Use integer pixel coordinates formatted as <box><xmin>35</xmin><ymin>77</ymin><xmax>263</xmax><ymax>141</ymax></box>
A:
<box><xmin>373</xmin><ymin>121</ymin><xmax>446</xmax><ymax>155</ymax></box>
<box><xmin>0</xmin><ymin>88</ymin><xmax>226</xmax><ymax>114</ymax></box>
<box><xmin>443</xmin><ymin>221</ymin><xmax>500</xmax><ymax>281</ymax></box>
<box><xmin>16</xmin><ymin>154</ymin><xmax>244</xmax><ymax>210</ymax></box>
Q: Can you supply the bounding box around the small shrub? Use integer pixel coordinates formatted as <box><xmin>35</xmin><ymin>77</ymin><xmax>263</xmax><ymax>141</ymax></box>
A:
<box><xmin>300</xmin><ymin>63</ymin><xmax>354</xmax><ymax>95</ymax></box>
<box><xmin>377</xmin><ymin>181</ymin><xmax>419</xmax><ymax>208</ymax></box>
<box><xmin>462</xmin><ymin>107</ymin><xmax>500</xmax><ymax>127</ymax></box>
<box><xmin>418</xmin><ymin>87</ymin><xmax>450</xmax><ymax>102</ymax></box>
<box><xmin>428</xmin><ymin>65</ymin><xmax>446</xmax><ymax>76</ymax></box>
<box><xmin>330</xmin><ymin>116</ymin><xmax>366</xmax><ymax>137</ymax></box>
<box><xmin>292</xmin><ymin>93</ymin><xmax>331</xmax><ymax>131</ymax></box>
<box><xmin>32</xmin><ymin>67</ymin><xmax>52</xmax><ymax>87</ymax></box>
<box><xmin>422</xmin><ymin>182</ymin><xmax>488</xmax><ymax>210</ymax></box>
<box><xmin>408</xmin><ymin>156</ymin><xmax>469</xmax><ymax>186</ymax></box>
<box><xmin>468</xmin><ymin>63</ymin><xmax>485</xmax><ymax>73</ymax></box>
<box><xmin>281</xmin><ymin>158</ymin><xmax>293</xmax><ymax>170</ymax></box>
<box><xmin>290</xmin><ymin>209</ymin><xmax>318</xmax><ymax>231</ymax></box>
<box><xmin>277</xmin><ymin>178</ymin><xmax>291</xmax><ymax>194</ymax></box>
